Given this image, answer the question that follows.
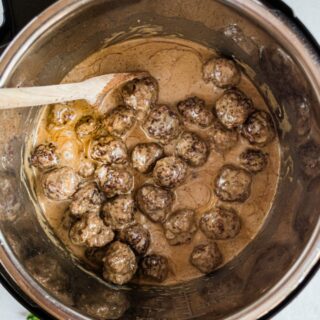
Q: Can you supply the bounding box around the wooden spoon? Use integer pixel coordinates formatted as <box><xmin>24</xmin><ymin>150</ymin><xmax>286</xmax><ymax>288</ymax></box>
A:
<box><xmin>0</xmin><ymin>71</ymin><xmax>149</xmax><ymax>110</ymax></box>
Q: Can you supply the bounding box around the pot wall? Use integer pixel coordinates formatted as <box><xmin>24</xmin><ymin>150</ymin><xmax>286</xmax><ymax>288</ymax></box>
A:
<box><xmin>0</xmin><ymin>1</ymin><xmax>319</xmax><ymax>319</ymax></box>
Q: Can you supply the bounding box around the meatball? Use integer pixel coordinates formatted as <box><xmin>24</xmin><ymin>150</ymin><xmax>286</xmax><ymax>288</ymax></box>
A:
<box><xmin>215</xmin><ymin>89</ymin><xmax>253</xmax><ymax>129</ymax></box>
<box><xmin>199</xmin><ymin>207</ymin><xmax>241</xmax><ymax>240</ymax></box>
<box><xmin>131</xmin><ymin>143</ymin><xmax>164</xmax><ymax>173</ymax></box>
<box><xmin>120</xmin><ymin>223</ymin><xmax>150</xmax><ymax>255</ymax></box>
<box><xmin>30</xmin><ymin>143</ymin><xmax>59</xmax><ymax>170</ymax></box>
<box><xmin>69</xmin><ymin>212</ymin><xmax>115</xmax><ymax>247</ymax></box>
<box><xmin>42</xmin><ymin>166</ymin><xmax>80</xmax><ymax>201</ymax></box>
<box><xmin>60</xmin><ymin>210</ymin><xmax>77</xmax><ymax>230</ymax></box>
<box><xmin>239</xmin><ymin>148</ymin><xmax>268</xmax><ymax>173</ymax></box>
<box><xmin>48</xmin><ymin>103</ymin><xmax>75</xmax><ymax>126</ymax></box>
<box><xmin>242</xmin><ymin>110</ymin><xmax>276</xmax><ymax>146</ymax></box>
<box><xmin>78</xmin><ymin>159</ymin><xmax>95</xmax><ymax>178</ymax></box>
<box><xmin>69</xmin><ymin>182</ymin><xmax>104</xmax><ymax>217</ymax></box>
<box><xmin>176</xmin><ymin>132</ymin><xmax>208</xmax><ymax>167</ymax></box>
<box><xmin>190</xmin><ymin>243</ymin><xmax>223</xmax><ymax>274</ymax></box>
<box><xmin>208</xmin><ymin>119</ymin><xmax>238</xmax><ymax>152</ymax></box>
<box><xmin>135</xmin><ymin>184</ymin><xmax>174</xmax><ymax>223</ymax></box>
<box><xmin>153</xmin><ymin>156</ymin><xmax>188</xmax><ymax>188</ymax></box>
<box><xmin>96</xmin><ymin>165</ymin><xmax>134</xmax><ymax>198</ymax></box>
<box><xmin>215</xmin><ymin>165</ymin><xmax>252</xmax><ymax>202</ymax></box>
<box><xmin>103</xmin><ymin>105</ymin><xmax>135</xmax><ymax>137</ymax></box>
<box><xmin>143</xmin><ymin>105</ymin><xmax>181</xmax><ymax>143</ymax></box>
<box><xmin>102</xmin><ymin>241</ymin><xmax>137</xmax><ymax>285</ymax></box>
<box><xmin>203</xmin><ymin>57</ymin><xmax>241</xmax><ymax>88</ymax></box>
<box><xmin>140</xmin><ymin>254</ymin><xmax>169</xmax><ymax>282</ymax></box>
<box><xmin>163</xmin><ymin>209</ymin><xmax>197</xmax><ymax>245</ymax></box>
<box><xmin>177</xmin><ymin>96</ymin><xmax>214</xmax><ymax>128</ymax></box>
<box><xmin>122</xmin><ymin>77</ymin><xmax>158</xmax><ymax>120</ymax></box>
<box><xmin>102</xmin><ymin>195</ymin><xmax>135</xmax><ymax>230</ymax></box>
<box><xmin>75</xmin><ymin>116</ymin><xmax>99</xmax><ymax>138</ymax></box>
<box><xmin>89</xmin><ymin>136</ymin><xmax>128</xmax><ymax>164</ymax></box>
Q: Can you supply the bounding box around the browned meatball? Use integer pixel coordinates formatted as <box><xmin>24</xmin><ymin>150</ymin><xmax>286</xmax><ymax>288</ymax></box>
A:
<box><xmin>69</xmin><ymin>182</ymin><xmax>104</xmax><ymax>217</ymax></box>
<box><xmin>242</xmin><ymin>110</ymin><xmax>276</xmax><ymax>146</ymax></box>
<box><xmin>42</xmin><ymin>166</ymin><xmax>80</xmax><ymax>201</ymax></box>
<box><xmin>136</xmin><ymin>184</ymin><xmax>174</xmax><ymax>223</ymax></box>
<box><xmin>200</xmin><ymin>207</ymin><xmax>241</xmax><ymax>240</ymax></box>
<box><xmin>30</xmin><ymin>143</ymin><xmax>59</xmax><ymax>170</ymax></box>
<box><xmin>122</xmin><ymin>77</ymin><xmax>158</xmax><ymax>120</ymax></box>
<box><xmin>102</xmin><ymin>241</ymin><xmax>137</xmax><ymax>285</ymax></box>
<box><xmin>163</xmin><ymin>209</ymin><xmax>197</xmax><ymax>245</ymax></box>
<box><xmin>153</xmin><ymin>156</ymin><xmax>187</xmax><ymax>188</ymax></box>
<box><xmin>215</xmin><ymin>89</ymin><xmax>253</xmax><ymax>129</ymax></box>
<box><xmin>75</xmin><ymin>116</ymin><xmax>99</xmax><ymax>139</ymax></box>
<box><xmin>103</xmin><ymin>105</ymin><xmax>135</xmax><ymax>137</ymax></box>
<box><xmin>96</xmin><ymin>165</ymin><xmax>134</xmax><ymax>198</ymax></box>
<box><xmin>239</xmin><ymin>148</ymin><xmax>268</xmax><ymax>173</ymax></box>
<box><xmin>190</xmin><ymin>243</ymin><xmax>223</xmax><ymax>274</ymax></box>
<box><xmin>177</xmin><ymin>96</ymin><xmax>214</xmax><ymax>128</ymax></box>
<box><xmin>208</xmin><ymin>118</ymin><xmax>238</xmax><ymax>152</ymax></box>
<box><xmin>143</xmin><ymin>105</ymin><xmax>181</xmax><ymax>143</ymax></box>
<box><xmin>215</xmin><ymin>165</ymin><xmax>252</xmax><ymax>202</ymax></box>
<box><xmin>102</xmin><ymin>195</ymin><xmax>135</xmax><ymax>230</ymax></box>
<box><xmin>120</xmin><ymin>223</ymin><xmax>150</xmax><ymax>255</ymax></box>
<box><xmin>48</xmin><ymin>103</ymin><xmax>75</xmax><ymax>126</ymax></box>
<box><xmin>203</xmin><ymin>57</ymin><xmax>241</xmax><ymax>88</ymax></box>
<box><xmin>60</xmin><ymin>210</ymin><xmax>77</xmax><ymax>230</ymax></box>
<box><xmin>176</xmin><ymin>132</ymin><xmax>208</xmax><ymax>167</ymax></box>
<box><xmin>89</xmin><ymin>136</ymin><xmax>128</xmax><ymax>164</ymax></box>
<box><xmin>140</xmin><ymin>254</ymin><xmax>169</xmax><ymax>282</ymax></box>
<box><xmin>69</xmin><ymin>212</ymin><xmax>115</xmax><ymax>247</ymax></box>
<box><xmin>131</xmin><ymin>143</ymin><xmax>164</xmax><ymax>173</ymax></box>
<box><xmin>78</xmin><ymin>159</ymin><xmax>95</xmax><ymax>178</ymax></box>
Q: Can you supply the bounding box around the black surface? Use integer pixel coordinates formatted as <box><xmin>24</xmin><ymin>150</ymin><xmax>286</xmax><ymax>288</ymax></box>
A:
<box><xmin>0</xmin><ymin>0</ymin><xmax>319</xmax><ymax>319</ymax></box>
<box><xmin>261</xmin><ymin>0</ymin><xmax>320</xmax><ymax>50</ymax></box>
<box><xmin>0</xmin><ymin>0</ymin><xmax>56</xmax><ymax>52</ymax></box>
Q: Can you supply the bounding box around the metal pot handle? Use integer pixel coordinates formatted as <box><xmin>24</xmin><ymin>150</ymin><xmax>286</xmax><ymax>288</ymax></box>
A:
<box><xmin>0</xmin><ymin>0</ymin><xmax>57</xmax><ymax>54</ymax></box>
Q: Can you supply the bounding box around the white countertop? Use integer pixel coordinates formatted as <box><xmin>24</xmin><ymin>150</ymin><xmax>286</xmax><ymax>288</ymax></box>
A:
<box><xmin>0</xmin><ymin>0</ymin><xmax>319</xmax><ymax>319</ymax></box>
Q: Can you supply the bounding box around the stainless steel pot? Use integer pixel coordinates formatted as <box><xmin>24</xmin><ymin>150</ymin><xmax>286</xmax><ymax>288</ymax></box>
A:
<box><xmin>0</xmin><ymin>1</ymin><xmax>319</xmax><ymax>319</ymax></box>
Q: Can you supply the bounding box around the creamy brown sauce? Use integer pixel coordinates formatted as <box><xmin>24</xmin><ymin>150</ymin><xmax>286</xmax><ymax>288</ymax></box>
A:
<box><xmin>25</xmin><ymin>37</ymin><xmax>280</xmax><ymax>285</ymax></box>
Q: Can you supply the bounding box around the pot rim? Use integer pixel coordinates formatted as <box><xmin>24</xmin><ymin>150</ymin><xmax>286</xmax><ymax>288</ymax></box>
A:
<box><xmin>0</xmin><ymin>1</ymin><xmax>319</xmax><ymax>319</ymax></box>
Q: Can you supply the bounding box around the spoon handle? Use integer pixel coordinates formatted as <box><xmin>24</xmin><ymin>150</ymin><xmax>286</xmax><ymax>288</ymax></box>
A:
<box><xmin>0</xmin><ymin>72</ymin><xmax>148</xmax><ymax>110</ymax></box>
<box><xmin>0</xmin><ymin>82</ymin><xmax>92</xmax><ymax>109</ymax></box>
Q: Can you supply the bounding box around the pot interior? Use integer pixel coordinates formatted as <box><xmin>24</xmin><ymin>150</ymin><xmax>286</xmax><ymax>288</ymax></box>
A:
<box><xmin>0</xmin><ymin>0</ymin><xmax>319</xmax><ymax>319</ymax></box>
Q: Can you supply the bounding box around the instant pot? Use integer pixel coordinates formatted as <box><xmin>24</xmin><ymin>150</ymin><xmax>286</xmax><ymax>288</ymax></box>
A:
<box><xmin>0</xmin><ymin>0</ymin><xmax>319</xmax><ymax>319</ymax></box>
